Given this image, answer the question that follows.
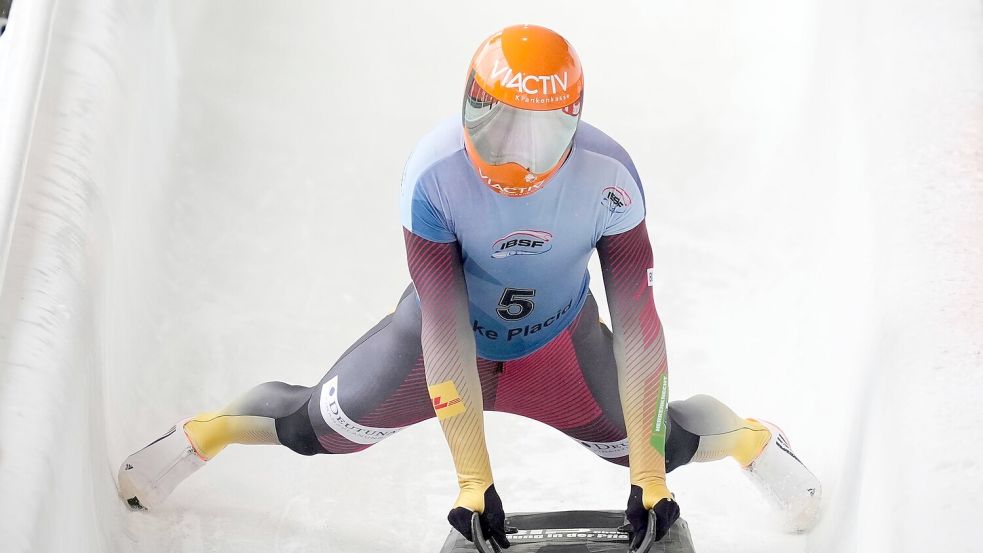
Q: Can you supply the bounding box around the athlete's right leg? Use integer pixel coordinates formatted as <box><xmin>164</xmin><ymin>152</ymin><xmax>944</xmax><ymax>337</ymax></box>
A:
<box><xmin>183</xmin><ymin>286</ymin><xmax>436</xmax><ymax>458</ymax></box>
<box><xmin>118</xmin><ymin>286</ymin><xmax>437</xmax><ymax>509</ymax></box>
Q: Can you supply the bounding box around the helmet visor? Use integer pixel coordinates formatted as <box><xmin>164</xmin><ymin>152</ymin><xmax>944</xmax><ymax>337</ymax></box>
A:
<box><xmin>463</xmin><ymin>72</ymin><xmax>581</xmax><ymax>174</ymax></box>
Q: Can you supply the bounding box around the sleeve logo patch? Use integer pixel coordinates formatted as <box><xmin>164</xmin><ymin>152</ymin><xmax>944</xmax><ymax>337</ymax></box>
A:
<box><xmin>428</xmin><ymin>380</ymin><xmax>467</xmax><ymax>420</ymax></box>
<box><xmin>649</xmin><ymin>373</ymin><xmax>669</xmax><ymax>456</ymax></box>
<box><xmin>601</xmin><ymin>186</ymin><xmax>631</xmax><ymax>214</ymax></box>
<box><xmin>491</xmin><ymin>230</ymin><xmax>553</xmax><ymax>258</ymax></box>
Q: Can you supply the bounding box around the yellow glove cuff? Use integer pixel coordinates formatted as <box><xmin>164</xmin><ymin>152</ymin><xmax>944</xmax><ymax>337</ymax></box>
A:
<box><xmin>453</xmin><ymin>480</ymin><xmax>491</xmax><ymax>512</ymax></box>
<box><xmin>637</xmin><ymin>479</ymin><xmax>673</xmax><ymax>510</ymax></box>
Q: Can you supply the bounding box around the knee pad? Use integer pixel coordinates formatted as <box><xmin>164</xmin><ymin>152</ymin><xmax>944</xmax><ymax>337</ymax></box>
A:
<box><xmin>275</xmin><ymin>401</ymin><xmax>323</xmax><ymax>456</ymax></box>
<box><xmin>664</xmin><ymin>416</ymin><xmax>700</xmax><ymax>472</ymax></box>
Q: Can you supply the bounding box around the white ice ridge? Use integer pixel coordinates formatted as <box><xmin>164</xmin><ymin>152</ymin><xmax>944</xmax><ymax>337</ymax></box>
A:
<box><xmin>0</xmin><ymin>1</ymin><xmax>980</xmax><ymax>553</ymax></box>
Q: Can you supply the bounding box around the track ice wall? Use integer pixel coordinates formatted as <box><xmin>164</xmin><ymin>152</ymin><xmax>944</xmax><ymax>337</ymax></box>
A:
<box><xmin>0</xmin><ymin>1</ymin><xmax>979</xmax><ymax>553</ymax></box>
<box><xmin>0</xmin><ymin>0</ymin><xmax>178</xmax><ymax>550</ymax></box>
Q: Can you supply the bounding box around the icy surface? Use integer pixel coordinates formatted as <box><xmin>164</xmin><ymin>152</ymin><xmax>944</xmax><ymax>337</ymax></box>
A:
<box><xmin>0</xmin><ymin>1</ymin><xmax>980</xmax><ymax>552</ymax></box>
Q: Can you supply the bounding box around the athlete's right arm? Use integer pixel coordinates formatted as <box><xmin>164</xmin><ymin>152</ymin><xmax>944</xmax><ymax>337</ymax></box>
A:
<box><xmin>403</xmin><ymin>229</ymin><xmax>508</xmax><ymax>547</ymax></box>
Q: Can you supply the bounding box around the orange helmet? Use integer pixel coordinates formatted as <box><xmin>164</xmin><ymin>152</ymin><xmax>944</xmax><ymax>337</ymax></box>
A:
<box><xmin>462</xmin><ymin>25</ymin><xmax>584</xmax><ymax>197</ymax></box>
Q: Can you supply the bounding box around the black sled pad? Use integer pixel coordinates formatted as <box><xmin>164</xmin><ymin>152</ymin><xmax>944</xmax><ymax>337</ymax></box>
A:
<box><xmin>437</xmin><ymin>510</ymin><xmax>695</xmax><ymax>553</ymax></box>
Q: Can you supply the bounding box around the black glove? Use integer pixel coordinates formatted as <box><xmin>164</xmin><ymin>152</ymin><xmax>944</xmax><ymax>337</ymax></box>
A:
<box><xmin>447</xmin><ymin>484</ymin><xmax>510</xmax><ymax>550</ymax></box>
<box><xmin>626</xmin><ymin>484</ymin><xmax>680</xmax><ymax>551</ymax></box>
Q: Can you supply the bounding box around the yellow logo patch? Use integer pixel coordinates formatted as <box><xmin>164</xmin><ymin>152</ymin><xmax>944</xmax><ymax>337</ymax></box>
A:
<box><xmin>428</xmin><ymin>380</ymin><xmax>466</xmax><ymax>420</ymax></box>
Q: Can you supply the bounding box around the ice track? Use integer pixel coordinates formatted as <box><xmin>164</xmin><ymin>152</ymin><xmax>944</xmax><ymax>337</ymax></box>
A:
<box><xmin>0</xmin><ymin>1</ymin><xmax>980</xmax><ymax>552</ymax></box>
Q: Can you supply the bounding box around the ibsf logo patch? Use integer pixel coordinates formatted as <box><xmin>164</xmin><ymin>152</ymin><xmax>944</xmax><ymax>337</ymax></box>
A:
<box><xmin>491</xmin><ymin>230</ymin><xmax>553</xmax><ymax>259</ymax></box>
<box><xmin>601</xmin><ymin>186</ymin><xmax>631</xmax><ymax>214</ymax></box>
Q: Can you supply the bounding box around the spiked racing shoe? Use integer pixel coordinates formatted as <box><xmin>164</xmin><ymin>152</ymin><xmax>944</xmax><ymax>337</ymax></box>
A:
<box><xmin>117</xmin><ymin>419</ymin><xmax>206</xmax><ymax>510</ymax></box>
<box><xmin>744</xmin><ymin>420</ymin><xmax>822</xmax><ymax>532</ymax></box>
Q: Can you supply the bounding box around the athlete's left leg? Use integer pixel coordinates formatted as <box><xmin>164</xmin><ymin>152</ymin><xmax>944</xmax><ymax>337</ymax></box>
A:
<box><xmin>493</xmin><ymin>293</ymin><xmax>821</xmax><ymax>530</ymax></box>
<box><xmin>491</xmin><ymin>293</ymin><xmax>742</xmax><ymax>471</ymax></box>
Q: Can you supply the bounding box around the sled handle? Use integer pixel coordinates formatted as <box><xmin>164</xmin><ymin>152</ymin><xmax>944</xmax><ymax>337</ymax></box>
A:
<box><xmin>470</xmin><ymin>512</ymin><xmax>501</xmax><ymax>553</ymax></box>
<box><xmin>629</xmin><ymin>510</ymin><xmax>662</xmax><ymax>553</ymax></box>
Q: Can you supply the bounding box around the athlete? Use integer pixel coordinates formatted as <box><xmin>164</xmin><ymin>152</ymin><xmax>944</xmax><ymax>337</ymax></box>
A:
<box><xmin>118</xmin><ymin>25</ymin><xmax>822</xmax><ymax>549</ymax></box>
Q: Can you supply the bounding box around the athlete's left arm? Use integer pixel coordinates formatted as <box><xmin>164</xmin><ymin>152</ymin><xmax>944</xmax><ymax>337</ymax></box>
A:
<box><xmin>597</xmin><ymin>220</ymin><xmax>679</xmax><ymax>543</ymax></box>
